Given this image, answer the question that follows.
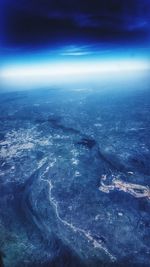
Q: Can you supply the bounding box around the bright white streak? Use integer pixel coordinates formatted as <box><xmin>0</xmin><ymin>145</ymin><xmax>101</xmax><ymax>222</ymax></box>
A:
<box><xmin>1</xmin><ymin>59</ymin><xmax>149</xmax><ymax>89</ymax></box>
<box><xmin>1</xmin><ymin>60</ymin><xmax>149</xmax><ymax>77</ymax></box>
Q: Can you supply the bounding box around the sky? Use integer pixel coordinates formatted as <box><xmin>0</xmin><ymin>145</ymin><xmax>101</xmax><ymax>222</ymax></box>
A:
<box><xmin>1</xmin><ymin>1</ymin><xmax>150</xmax><ymax>50</ymax></box>
<box><xmin>0</xmin><ymin>0</ymin><xmax>150</xmax><ymax>89</ymax></box>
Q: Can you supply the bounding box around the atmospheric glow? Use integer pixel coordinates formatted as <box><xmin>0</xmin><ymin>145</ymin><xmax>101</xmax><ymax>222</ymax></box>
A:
<box><xmin>2</xmin><ymin>59</ymin><xmax>149</xmax><ymax>77</ymax></box>
<box><xmin>1</xmin><ymin>59</ymin><xmax>150</xmax><ymax>89</ymax></box>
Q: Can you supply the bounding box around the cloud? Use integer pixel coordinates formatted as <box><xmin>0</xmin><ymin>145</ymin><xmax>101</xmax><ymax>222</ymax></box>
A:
<box><xmin>59</xmin><ymin>45</ymin><xmax>92</xmax><ymax>56</ymax></box>
<box><xmin>1</xmin><ymin>0</ymin><xmax>150</xmax><ymax>48</ymax></box>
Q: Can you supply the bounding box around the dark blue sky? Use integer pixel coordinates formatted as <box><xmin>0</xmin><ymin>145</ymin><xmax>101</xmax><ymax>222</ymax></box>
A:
<box><xmin>1</xmin><ymin>0</ymin><xmax>150</xmax><ymax>52</ymax></box>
